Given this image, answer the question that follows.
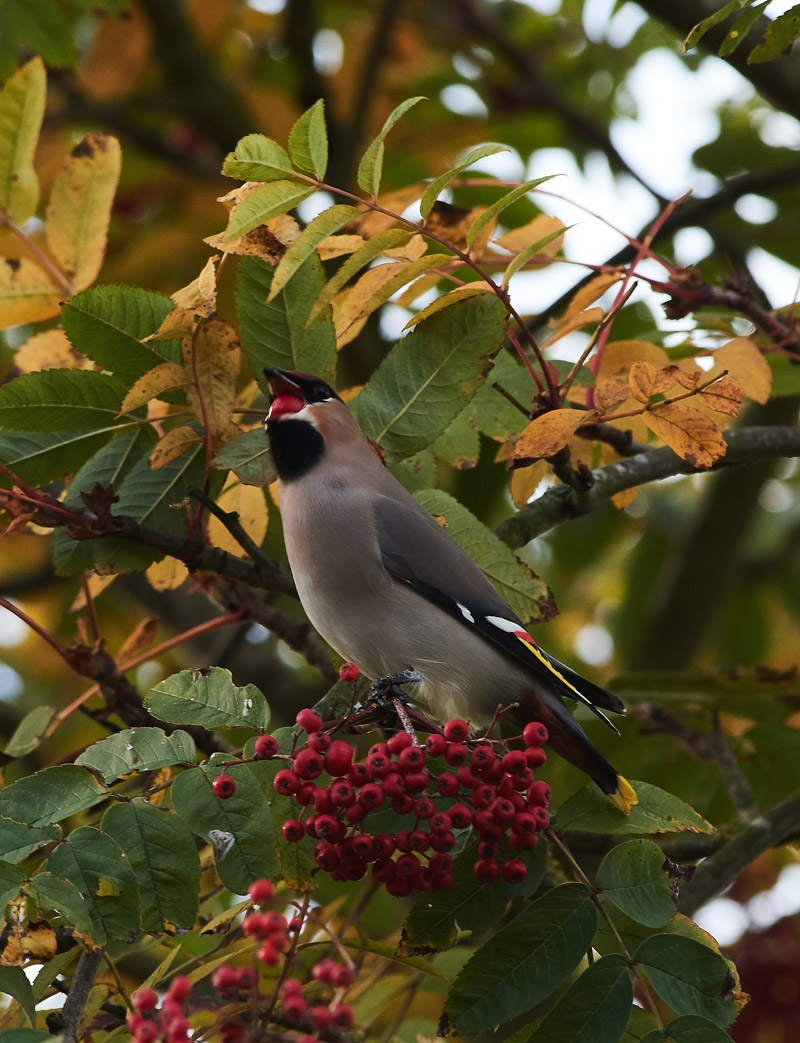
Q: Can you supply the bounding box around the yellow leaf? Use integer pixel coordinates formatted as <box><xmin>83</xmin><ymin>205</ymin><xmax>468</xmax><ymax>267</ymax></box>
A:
<box><xmin>384</xmin><ymin>235</ymin><xmax>428</xmax><ymax>262</ymax></box>
<box><xmin>594</xmin><ymin>377</ymin><xmax>630</xmax><ymax>414</ymax></box>
<box><xmin>495</xmin><ymin>214</ymin><xmax>564</xmax><ymax>257</ymax></box>
<box><xmin>0</xmin><ymin>56</ymin><xmax>46</xmax><ymax>225</ymax></box>
<box><xmin>561</xmin><ymin>271</ymin><xmax>624</xmax><ymax>322</ymax></box>
<box><xmin>510</xmin><ymin>460</ymin><xmax>549</xmax><ymax>507</ymax></box>
<box><xmin>333</xmin><ymin>261</ymin><xmax>408</xmax><ymax>341</ymax></box>
<box><xmin>645</xmin><ymin>402</ymin><xmax>726</xmax><ymax>469</ymax></box>
<box><xmin>395</xmin><ymin>272</ymin><xmax>441</xmax><ymax>309</ymax></box>
<box><xmin>120</xmin><ymin>362</ymin><xmax>189</xmax><ymax>415</ymax></box>
<box><xmin>183</xmin><ymin>319</ymin><xmax>241</xmax><ymax>437</ymax></box>
<box><xmin>70</xmin><ymin>573</ymin><xmax>116</xmax><ymax>611</ymax></box>
<box><xmin>45</xmin><ymin>133</ymin><xmax>121</xmax><ymax>291</ymax></box>
<box><xmin>426</xmin><ymin>202</ymin><xmax>494</xmax><ymax>252</ymax></box>
<box><xmin>146</xmin><ymin>556</ymin><xmax>189</xmax><ymax>591</ymax></box>
<box><xmin>697</xmin><ymin>376</ymin><xmax>744</xmax><ymax>417</ymax></box>
<box><xmin>150</xmin><ymin>426</ymin><xmax>203</xmax><ymax>470</ymax></box>
<box><xmin>317</xmin><ymin>233</ymin><xmax>365</xmax><ymax>261</ymax></box>
<box><xmin>172</xmin><ymin>257</ymin><xmax>218</xmax><ymax>318</ymax></box>
<box><xmin>204</xmin><ymin>213</ymin><xmax>299</xmax><ymax>264</ymax></box>
<box><xmin>711</xmin><ymin>337</ymin><xmax>772</xmax><ymax>404</ymax></box>
<box><xmin>208</xmin><ymin>480</ymin><xmax>268</xmax><ymax>557</ymax></box>
<box><xmin>596</xmin><ymin>340</ymin><xmax>670</xmax><ymax>382</ymax></box>
<box><xmin>0</xmin><ymin>256</ymin><xmax>62</xmax><ymax>326</ymax></box>
<box><xmin>543</xmin><ymin>307</ymin><xmax>604</xmax><ymax>348</ymax></box>
<box><xmin>15</xmin><ymin>328</ymin><xmax>83</xmax><ymax>372</ymax></box>
<box><xmin>349</xmin><ymin>184</ymin><xmax>424</xmax><ymax>237</ymax></box>
<box><xmin>628</xmin><ymin>360</ymin><xmax>659</xmax><ymax>403</ymax></box>
<box><xmin>402</xmin><ymin>283</ymin><xmax>494</xmax><ymax>330</ymax></box>
<box><xmin>118</xmin><ymin>617</ymin><xmax>159</xmax><ymax>661</ymax></box>
<box><xmin>513</xmin><ymin>408</ymin><xmax>588</xmax><ymax>460</ymax></box>
<box><xmin>75</xmin><ymin>4</ymin><xmax>151</xmax><ymax>99</ymax></box>
<box><xmin>612</xmin><ymin>486</ymin><xmax>639</xmax><ymax>510</ymax></box>
<box><xmin>147</xmin><ymin>305</ymin><xmax>196</xmax><ymax>343</ymax></box>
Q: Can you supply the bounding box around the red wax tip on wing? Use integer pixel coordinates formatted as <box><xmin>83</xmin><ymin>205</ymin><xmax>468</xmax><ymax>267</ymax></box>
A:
<box><xmin>269</xmin><ymin>394</ymin><xmax>305</xmax><ymax>418</ymax></box>
<box><xmin>514</xmin><ymin>629</ymin><xmax>536</xmax><ymax>645</ymax></box>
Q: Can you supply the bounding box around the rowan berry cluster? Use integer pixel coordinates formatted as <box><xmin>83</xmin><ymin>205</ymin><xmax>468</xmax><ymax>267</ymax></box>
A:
<box><xmin>255</xmin><ymin>704</ymin><xmax>551</xmax><ymax>895</ymax></box>
<box><xmin>126</xmin><ymin>878</ymin><xmax>355</xmax><ymax>1043</ymax></box>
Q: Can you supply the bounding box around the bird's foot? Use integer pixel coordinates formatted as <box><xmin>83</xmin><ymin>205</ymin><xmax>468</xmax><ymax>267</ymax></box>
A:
<box><xmin>369</xmin><ymin>669</ymin><xmax>421</xmax><ymax>707</ymax></box>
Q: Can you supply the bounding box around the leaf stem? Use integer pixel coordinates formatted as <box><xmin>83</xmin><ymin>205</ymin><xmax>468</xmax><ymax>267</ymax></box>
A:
<box><xmin>0</xmin><ymin>207</ymin><xmax>75</xmax><ymax>296</ymax></box>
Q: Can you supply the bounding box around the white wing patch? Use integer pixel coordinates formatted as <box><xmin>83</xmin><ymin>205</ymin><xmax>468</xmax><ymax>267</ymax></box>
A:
<box><xmin>457</xmin><ymin>601</ymin><xmax>475</xmax><ymax>623</ymax></box>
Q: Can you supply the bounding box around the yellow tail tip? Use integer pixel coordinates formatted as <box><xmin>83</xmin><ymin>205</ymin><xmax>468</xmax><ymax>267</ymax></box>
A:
<box><xmin>608</xmin><ymin>775</ymin><xmax>638</xmax><ymax>815</ymax></box>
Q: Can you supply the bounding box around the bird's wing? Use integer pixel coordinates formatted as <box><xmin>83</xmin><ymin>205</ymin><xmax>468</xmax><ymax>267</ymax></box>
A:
<box><xmin>373</xmin><ymin>496</ymin><xmax>625</xmax><ymax>729</ymax></box>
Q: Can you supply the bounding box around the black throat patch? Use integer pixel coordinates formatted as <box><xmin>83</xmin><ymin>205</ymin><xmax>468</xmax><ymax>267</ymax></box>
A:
<box><xmin>266</xmin><ymin>417</ymin><xmax>325</xmax><ymax>481</ymax></box>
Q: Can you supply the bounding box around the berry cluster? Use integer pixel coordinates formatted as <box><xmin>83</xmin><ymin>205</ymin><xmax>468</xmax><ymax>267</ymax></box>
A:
<box><xmin>256</xmin><ymin>708</ymin><xmax>551</xmax><ymax>895</ymax></box>
<box><xmin>126</xmin><ymin>878</ymin><xmax>355</xmax><ymax>1043</ymax></box>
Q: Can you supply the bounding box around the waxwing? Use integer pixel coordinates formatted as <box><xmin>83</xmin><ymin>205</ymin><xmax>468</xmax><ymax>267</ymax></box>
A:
<box><xmin>264</xmin><ymin>367</ymin><xmax>637</xmax><ymax>814</ymax></box>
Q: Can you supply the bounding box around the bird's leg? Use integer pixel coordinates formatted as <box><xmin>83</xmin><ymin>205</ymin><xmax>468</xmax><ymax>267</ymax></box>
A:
<box><xmin>368</xmin><ymin>669</ymin><xmax>422</xmax><ymax>735</ymax></box>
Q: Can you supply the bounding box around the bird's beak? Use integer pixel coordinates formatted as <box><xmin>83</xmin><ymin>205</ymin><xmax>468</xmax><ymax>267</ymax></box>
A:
<box><xmin>264</xmin><ymin>367</ymin><xmax>306</xmax><ymax>421</ymax></box>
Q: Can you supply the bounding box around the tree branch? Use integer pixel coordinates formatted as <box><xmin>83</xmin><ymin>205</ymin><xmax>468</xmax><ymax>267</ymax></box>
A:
<box><xmin>59</xmin><ymin>946</ymin><xmax>106</xmax><ymax>1043</ymax></box>
<box><xmin>494</xmin><ymin>425</ymin><xmax>800</xmax><ymax>549</ymax></box>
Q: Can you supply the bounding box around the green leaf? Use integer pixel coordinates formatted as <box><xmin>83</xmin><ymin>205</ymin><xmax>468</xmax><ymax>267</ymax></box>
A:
<box><xmin>0</xmin><ymin>0</ymin><xmax>76</xmax><ymax>70</ymax></box>
<box><xmin>749</xmin><ymin>4</ymin><xmax>800</xmax><ymax>61</ymax></box>
<box><xmin>401</xmin><ymin>283</ymin><xmax>494</xmax><ymax>331</ymax></box>
<box><xmin>307</xmin><ymin>226</ymin><xmax>412</xmax><ymax>323</ymax></box>
<box><xmin>0</xmin><ymin>765</ymin><xmax>107</xmax><ymax>827</ymax></box>
<box><xmin>641</xmin><ymin>1015</ymin><xmax>735</xmax><ymax>1043</ymax></box>
<box><xmin>0</xmin><ymin>817</ymin><xmax>60</xmax><ymax>862</ymax></box>
<box><xmin>2</xmin><ymin>705</ymin><xmax>54</xmax><ymax>759</ymax></box>
<box><xmin>0</xmin><ymin>56</ymin><xmax>45</xmax><ymax>224</ymax></box>
<box><xmin>225</xmin><ymin>180</ymin><xmax>315</xmax><ymax>238</ymax></box>
<box><xmin>171</xmin><ymin>761</ymin><xmax>278</xmax><ymax>894</ymax></box>
<box><xmin>621</xmin><ymin>1006</ymin><xmax>661</xmax><ymax>1042</ymax></box>
<box><xmin>29</xmin><ymin>871</ymin><xmax>100</xmax><ymax>938</ymax></box>
<box><xmin>237</xmin><ymin>255</ymin><xmax>336</xmax><ymax>385</ymax></box>
<box><xmin>501</xmin><ymin>223</ymin><xmax>570</xmax><ymax>287</ymax></box>
<box><xmin>681</xmin><ymin>1</ymin><xmax>753</xmax><ymax>51</ymax></box>
<box><xmin>420</xmin><ymin>144</ymin><xmax>509</xmax><ymax>219</ymax></box>
<box><xmin>112</xmin><ymin>437</ymin><xmax>206</xmax><ymax>535</ymax></box>
<box><xmin>45</xmin><ymin>826</ymin><xmax>141</xmax><ymax>945</ymax></box>
<box><xmin>76</xmin><ymin>727</ymin><xmax>197</xmax><ymax>783</ymax></box>
<box><xmin>0</xmin><ymin>861</ymin><xmax>25</xmax><ymax>907</ymax></box>
<box><xmin>443</xmin><ymin>883</ymin><xmax>598</xmax><ymax>1035</ymax></box>
<box><xmin>596</xmin><ymin>839</ymin><xmax>676</xmax><ymax>928</ymax></box>
<box><xmin>718</xmin><ymin>2</ymin><xmax>769</xmax><ymax>55</ymax></box>
<box><xmin>222</xmin><ymin>133</ymin><xmax>297</xmax><ymax>182</ymax></box>
<box><xmin>268</xmin><ymin>204</ymin><xmax>360</xmax><ymax>301</ymax></box>
<box><xmin>357</xmin><ymin>96</ymin><xmax>425</xmax><ymax>196</ymax></box>
<box><xmin>0</xmin><ymin>429</ymin><xmax>116</xmax><ymax>488</ymax></box>
<box><xmin>413</xmin><ymin>489</ymin><xmax>552</xmax><ymax>624</ymax></box>
<box><xmin>401</xmin><ymin>840</ymin><xmax>546</xmax><ymax>953</ymax></box>
<box><xmin>0</xmin><ymin>1028</ymin><xmax>60</xmax><ymax>1042</ymax></box>
<box><xmin>357</xmin><ymin>294</ymin><xmax>507</xmax><ymax>460</ymax></box>
<box><xmin>0</xmin><ymin>967</ymin><xmax>36</xmax><ymax>1027</ymax></box>
<box><xmin>555</xmin><ymin>782</ymin><xmax>715</xmax><ymax>836</ymax></box>
<box><xmin>520</xmin><ymin>954</ymin><xmax>633</xmax><ymax>1043</ymax></box>
<box><xmin>102</xmin><ymin>802</ymin><xmax>201</xmax><ymax>934</ymax></box>
<box><xmin>0</xmin><ymin>370</ymin><xmax>126</xmax><ymax>432</ymax></box>
<box><xmin>288</xmin><ymin>99</ymin><xmax>328</xmax><ymax>178</ymax></box>
<box><xmin>466</xmin><ymin>176</ymin><xmax>556</xmax><ymax>247</ymax></box>
<box><xmin>213</xmin><ymin>428</ymin><xmax>276</xmax><ymax>486</ymax></box>
<box><xmin>52</xmin><ymin>426</ymin><xmax>158</xmax><ymax>576</ymax></box>
<box><xmin>62</xmin><ymin>286</ymin><xmax>176</xmax><ymax>384</ymax></box>
<box><xmin>469</xmin><ymin>352</ymin><xmax>533</xmax><ymax>441</ymax></box>
<box><xmin>429</xmin><ymin>404</ymin><xmax>481</xmax><ymax>470</ymax></box>
<box><xmin>635</xmin><ymin>936</ymin><xmax>737</xmax><ymax>1027</ymax></box>
<box><xmin>146</xmin><ymin>667</ymin><xmax>270</xmax><ymax>731</ymax></box>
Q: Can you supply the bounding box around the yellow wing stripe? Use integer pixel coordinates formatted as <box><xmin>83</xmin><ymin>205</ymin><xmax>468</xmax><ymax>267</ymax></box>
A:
<box><xmin>514</xmin><ymin>631</ymin><xmax>596</xmax><ymax>709</ymax></box>
<box><xmin>607</xmin><ymin>775</ymin><xmax>638</xmax><ymax>815</ymax></box>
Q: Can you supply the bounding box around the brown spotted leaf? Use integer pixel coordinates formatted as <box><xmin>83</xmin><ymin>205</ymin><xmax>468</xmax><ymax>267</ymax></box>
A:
<box><xmin>204</xmin><ymin>214</ymin><xmax>299</xmax><ymax>265</ymax></box>
<box><xmin>120</xmin><ymin>362</ymin><xmax>189</xmax><ymax>415</ymax></box>
<box><xmin>172</xmin><ymin>257</ymin><xmax>218</xmax><ymax>318</ymax></box>
<box><xmin>513</xmin><ymin>408</ymin><xmax>588</xmax><ymax>460</ymax></box>
<box><xmin>645</xmin><ymin>402</ymin><xmax>726</xmax><ymax>469</ymax></box>
<box><xmin>629</xmin><ymin>360</ymin><xmax>659</xmax><ymax>404</ymax></box>
<box><xmin>150</xmin><ymin>426</ymin><xmax>203</xmax><ymax>470</ymax></box>
<box><xmin>697</xmin><ymin>376</ymin><xmax>744</xmax><ymax>417</ymax></box>
<box><xmin>183</xmin><ymin>319</ymin><xmax>241</xmax><ymax>438</ymax></box>
<box><xmin>595</xmin><ymin>377</ymin><xmax>631</xmax><ymax>414</ymax></box>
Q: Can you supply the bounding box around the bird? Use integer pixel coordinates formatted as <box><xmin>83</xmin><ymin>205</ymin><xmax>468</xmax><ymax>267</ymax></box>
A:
<box><xmin>263</xmin><ymin>366</ymin><xmax>637</xmax><ymax>814</ymax></box>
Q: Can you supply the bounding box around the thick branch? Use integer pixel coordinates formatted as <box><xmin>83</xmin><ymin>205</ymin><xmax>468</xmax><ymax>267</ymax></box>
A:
<box><xmin>678</xmin><ymin>787</ymin><xmax>800</xmax><ymax>915</ymax></box>
<box><xmin>494</xmin><ymin>425</ymin><xmax>800</xmax><ymax>549</ymax></box>
<box><xmin>59</xmin><ymin>947</ymin><xmax>106</xmax><ymax>1043</ymax></box>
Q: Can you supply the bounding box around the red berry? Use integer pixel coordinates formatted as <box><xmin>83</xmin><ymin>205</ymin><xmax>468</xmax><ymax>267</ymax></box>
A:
<box><xmin>273</xmin><ymin>769</ymin><xmax>300</xmax><ymax>796</ymax></box>
<box><xmin>510</xmin><ymin>831</ymin><xmax>539</xmax><ymax>851</ymax></box>
<box><xmin>134</xmin><ymin>1025</ymin><xmax>159</xmax><ymax>1043</ymax></box>
<box><xmin>414</xmin><ymin>797</ymin><xmax>435</xmax><ymax>819</ymax></box>
<box><xmin>391</xmin><ymin>793</ymin><xmax>415</xmax><ymax>814</ymax></box>
<box><xmin>213</xmin><ymin>774</ymin><xmax>236</xmax><ymax>799</ymax></box>
<box><xmin>348</xmin><ymin>762</ymin><xmax>370</xmax><ymax>787</ymax></box>
<box><xmin>523</xmin><ymin>721</ymin><xmax>548</xmax><ymax>747</ymax></box>
<box><xmin>501</xmin><ymin>750</ymin><xmax>527</xmax><ymax>775</ymax></box>
<box><xmin>315</xmin><ymin>814</ymin><xmax>345</xmax><ymax>841</ymax></box>
<box><xmin>457</xmin><ymin>763</ymin><xmax>483</xmax><ymax>789</ymax></box>
<box><xmin>474</xmin><ymin>858</ymin><xmax>500</xmax><ymax>883</ymax></box>
<box><xmin>472</xmin><ymin>783</ymin><xmax>495</xmax><ymax>809</ymax></box>
<box><xmin>444</xmin><ymin>743</ymin><xmax>468</xmax><ymax>767</ymax></box>
<box><xmin>395</xmin><ymin>829</ymin><xmax>413</xmax><ymax>853</ymax></box>
<box><xmin>490</xmin><ymin>797</ymin><xmax>516</xmax><ymax>823</ymax></box>
<box><xmin>310</xmin><ymin>1005</ymin><xmax>332</xmax><ymax>1032</ymax></box>
<box><xmin>351</xmin><ymin>833</ymin><xmax>374</xmax><ymax>859</ymax></box>
<box><xmin>501</xmin><ymin>859</ymin><xmax>528</xmax><ymax>884</ymax></box>
<box><xmin>329</xmin><ymin>778</ymin><xmax>355</xmax><ymax>807</ymax></box>
<box><xmin>248</xmin><ymin>878</ymin><xmax>275</xmax><ymax>906</ymax></box>
<box><xmin>386</xmin><ymin>876</ymin><xmax>413</xmax><ymax>897</ymax></box>
<box><xmin>288</xmin><ymin>915</ymin><xmax>303</xmax><ymax>932</ymax></box>
<box><xmin>479</xmin><ymin>841</ymin><xmax>498</xmax><ymax>859</ymax></box>
<box><xmin>366</xmin><ymin>752</ymin><xmax>391</xmax><ymax>778</ymax></box>
<box><xmin>314</xmin><ymin>841</ymin><xmax>339</xmax><ymax>871</ymax></box>
<box><xmin>295</xmin><ymin>782</ymin><xmax>316</xmax><ymax>806</ymax></box>
<box><xmin>282</xmin><ymin>819</ymin><xmax>305</xmax><ymax>842</ymax></box>
<box><xmin>532</xmin><ymin>806</ymin><xmax>550</xmax><ymax>830</ymax></box>
<box><xmin>383</xmin><ymin>773</ymin><xmax>405</xmax><ymax>798</ymax></box>
<box><xmin>334</xmin><ymin>964</ymin><xmax>355</xmax><ymax>987</ymax></box>
<box><xmin>313</xmin><ymin>786</ymin><xmax>333</xmax><ymax>813</ymax></box>
<box><xmin>372</xmin><ymin>833</ymin><xmax>396</xmax><ymax>858</ymax></box>
<box><xmin>293</xmin><ymin>747</ymin><xmax>324</xmax><ymax>780</ymax></box>
<box><xmin>258</xmin><ymin>942</ymin><xmax>282</xmax><ymax>965</ymax></box>
<box><xmin>359</xmin><ymin>782</ymin><xmax>385</xmax><ymax>809</ymax></box>
<box><xmin>512</xmin><ymin>812</ymin><xmax>538</xmax><ymax>837</ymax></box>
<box><xmin>430</xmin><ymin>830</ymin><xmax>456</xmax><ymax>853</ymax></box>
<box><xmin>331</xmin><ymin>1003</ymin><xmax>355</xmax><ymax>1029</ymax></box>
<box><xmin>166</xmin><ymin>976</ymin><xmax>191</xmax><ymax>1003</ymax></box>
<box><xmin>525</xmin><ymin>746</ymin><xmax>547</xmax><ymax>768</ymax></box>
<box><xmin>429</xmin><ymin>853</ymin><xmax>453</xmax><ymax>875</ymax></box>
<box><xmin>527</xmin><ymin>780</ymin><xmax>551</xmax><ymax>807</ymax></box>
<box><xmin>471</xmin><ymin>744</ymin><xmax>496</xmax><ymax>768</ymax></box>
<box><xmin>512</xmin><ymin>768</ymin><xmax>534</xmax><ymax>791</ymax></box>
<box><xmin>395</xmin><ymin>852</ymin><xmax>420</xmax><ymax>877</ymax></box>
<box><xmin>283</xmin><ymin>995</ymin><xmax>307</xmax><ymax>1023</ymax></box>
<box><xmin>237</xmin><ymin>967</ymin><xmax>257</xmax><ymax>990</ymax></box>
<box><xmin>344</xmin><ymin>801</ymin><xmax>367</xmax><ymax>824</ymax></box>
<box><xmin>425</xmin><ymin>733</ymin><xmax>447</xmax><ymax>757</ymax></box>
<box><xmin>339</xmin><ymin>661</ymin><xmax>360</xmax><ymax>682</ymax></box>
<box><xmin>133</xmin><ymin>988</ymin><xmax>158</xmax><ymax>1011</ymax></box>
<box><xmin>409</xmin><ymin>829</ymin><xmax>430</xmax><ymax>852</ymax></box>
<box><xmin>430</xmin><ymin>811</ymin><xmax>452</xmax><ymax>834</ymax></box>
<box><xmin>339</xmin><ymin>853</ymin><xmax>367</xmax><ymax>880</ymax></box>
<box><xmin>431</xmin><ymin>872</ymin><xmax>454</xmax><ymax>890</ymax></box>
<box><xmin>436</xmin><ymin>772</ymin><xmax>459</xmax><ymax>797</ymax></box>
<box><xmin>254</xmin><ymin>734</ymin><xmax>279</xmax><ymax>759</ymax></box>
<box><xmin>402</xmin><ymin>771</ymin><xmax>428</xmax><ymax>794</ymax></box>
<box><xmin>398</xmin><ymin>746</ymin><xmax>426</xmax><ymax>772</ymax></box>
<box><xmin>373</xmin><ymin>858</ymin><xmax>396</xmax><ymax>882</ymax></box>
<box><xmin>212</xmin><ymin>966</ymin><xmax>241</xmax><ymax>992</ymax></box>
<box><xmin>387</xmin><ymin>731</ymin><xmax>413</xmax><ymax>754</ymax></box>
<box><xmin>444</xmin><ymin>718</ymin><xmax>470</xmax><ymax>742</ymax></box>
<box><xmin>296</xmin><ymin>708</ymin><xmax>322</xmax><ymax>733</ymax></box>
<box><xmin>324</xmin><ymin>740</ymin><xmax>354</xmax><ymax>777</ymax></box>
<box><xmin>307</xmin><ymin>730</ymin><xmax>331</xmax><ymax>752</ymax></box>
<box><xmin>449</xmin><ymin>803</ymin><xmax>473</xmax><ymax>828</ymax></box>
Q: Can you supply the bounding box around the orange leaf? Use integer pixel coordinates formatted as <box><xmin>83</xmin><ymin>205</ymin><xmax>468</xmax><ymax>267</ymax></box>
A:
<box><xmin>118</xmin><ymin>617</ymin><xmax>159</xmax><ymax>662</ymax></box>
<box><xmin>596</xmin><ymin>340</ymin><xmax>669</xmax><ymax>382</ymax></box>
<box><xmin>146</xmin><ymin>557</ymin><xmax>189</xmax><ymax>592</ymax></box>
<box><xmin>543</xmin><ymin>307</ymin><xmax>604</xmax><ymax>349</ymax></box>
<box><xmin>644</xmin><ymin>403</ymin><xmax>726</xmax><ymax>469</ymax></box>
<box><xmin>628</xmin><ymin>360</ymin><xmax>658</xmax><ymax>404</ymax></box>
<box><xmin>513</xmin><ymin>409</ymin><xmax>587</xmax><ymax>460</ymax></box>
<box><xmin>711</xmin><ymin>337</ymin><xmax>772</xmax><ymax>404</ymax></box>
<box><xmin>560</xmin><ymin>270</ymin><xmax>623</xmax><ymax>322</ymax></box>
<box><xmin>697</xmin><ymin>376</ymin><xmax>744</xmax><ymax>417</ymax></box>
<box><xmin>595</xmin><ymin>377</ymin><xmax>631</xmax><ymax>414</ymax></box>
<box><xmin>149</xmin><ymin>426</ymin><xmax>202</xmax><ymax>470</ymax></box>
<box><xmin>510</xmin><ymin>460</ymin><xmax>549</xmax><ymax>508</ymax></box>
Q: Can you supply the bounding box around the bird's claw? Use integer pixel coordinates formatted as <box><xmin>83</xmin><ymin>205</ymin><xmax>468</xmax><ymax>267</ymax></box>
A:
<box><xmin>367</xmin><ymin>669</ymin><xmax>422</xmax><ymax>717</ymax></box>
